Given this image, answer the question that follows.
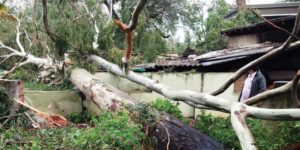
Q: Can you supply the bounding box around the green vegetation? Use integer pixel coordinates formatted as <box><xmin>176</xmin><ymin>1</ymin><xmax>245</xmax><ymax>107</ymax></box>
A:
<box><xmin>152</xmin><ymin>99</ymin><xmax>300</xmax><ymax>149</ymax></box>
<box><xmin>152</xmin><ymin>98</ymin><xmax>185</xmax><ymax>121</ymax></box>
<box><xmin>192</xmin><ymin>0</ymin><xmax>260</xmax><ymax>52</ymax></box>
<box><xmin>0</xmin><ymin>111</ymin><xmax>145</xmax><ymax>149</ymax></box>
<box><xmin>196</xmin><ymin>112</ymin><xmax>300</xmax><ymax>149</ymax></box>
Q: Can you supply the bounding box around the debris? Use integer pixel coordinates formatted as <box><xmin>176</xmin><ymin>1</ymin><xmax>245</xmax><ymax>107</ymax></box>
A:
<box><xmin>17</xmin><ymin>100</ymin><xmax>68</xmax><ymax>128</ymax></box>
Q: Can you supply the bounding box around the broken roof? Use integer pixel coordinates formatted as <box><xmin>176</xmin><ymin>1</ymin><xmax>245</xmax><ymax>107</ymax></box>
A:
<box><xmin>194</xmin><ymin>43</ymin><xmax>280</xmax><ymax>62</ymax></box>
<box><xmin>132</xmin><ymin>43</ymin><xmax>280</xmax><ymax>71</ymax></box>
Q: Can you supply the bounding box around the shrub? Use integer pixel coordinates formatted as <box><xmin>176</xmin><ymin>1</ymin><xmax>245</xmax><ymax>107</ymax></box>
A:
<box><xmin>0</xmin><ymin>111</ymin><xmax>145</xmax><ymax>149</ymax></box>
<box><xmin>152</xmin><ymin>98</ymin><xmax>185</xmax><ymax>121</ymax></box>
<box><xmin>195</xmin><ymin>112</ymin><xmax>300</xmax><ymax>150</ymax></box>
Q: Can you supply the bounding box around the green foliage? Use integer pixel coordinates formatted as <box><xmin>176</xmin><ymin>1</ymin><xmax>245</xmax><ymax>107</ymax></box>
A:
<box><xmin>0</xmin><ymin>3</ymin><xmax>8</xmax><ymax>13</ymax></box>
<box><xmin>66</xmin><ymin>112</ymin><xmax>93</xmax><ymax>124</ymax></box>
<box><xmin>0</xmin><ymin>88</ymin><xmax>10</xmax><ymax>118</ymax></box>
<box><xmin>24</xmin><ymin>81</ymin><xmax>73</xmax><ymax>91</ymax></box>
<box><xmin>194</xmin><ymin>0</ymin><xmax>233</xmax><ymax>51</ymax></box>
<box><xmin>10</xmin><ymin>68</ymin><xmax>37</xmax><ymax>82</ymax></box>
<box><xmin>233</xmin><ymin>9</ymin><xmax>261</xmax><ymax>28</ymax></box>
<box><xmin>195</xmin><ymin>112</ymin><xmax>240</xmax><ymax>149</ymax></box>
<box><xmin>193</xmin><ymin>0</ymin><xmax>261</xmax><ymax>52</ymax></box>
<box><xmin>195</xmin><ymin>112</ymin><xmax>300</xmax><ymax>149</ymax></box>
<box><xmin>137</xmin><ymin>32</ymin><xmax>167</xmax><ymax>63</ymax></box>
<box><xmin>152</xmin><ymin>98</ymin><xmax>185</xmax><ymax>121</ymax></box>
<box><xmin>0</xmin><ymin>111</ymin><xmax>145</xmax><ymax>149</ymax></box>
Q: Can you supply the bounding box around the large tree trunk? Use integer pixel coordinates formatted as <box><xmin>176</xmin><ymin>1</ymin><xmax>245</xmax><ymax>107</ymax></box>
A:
<box><xmin>69</xmin><ymin>68</ymin><xmax>224</xmax><ymax>150</ymax></box>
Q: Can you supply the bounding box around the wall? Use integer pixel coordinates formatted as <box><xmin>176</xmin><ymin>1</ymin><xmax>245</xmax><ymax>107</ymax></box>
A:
<box><xmin>23</xmin><ymin>73</ymin><xmax>299</xmax><ymax>118</ymax></box>
<box><xmin>94</xmin><ymin>72</ymin><xmax>240</xmax><ymax>118</ymax></box>
<box><xmin>25</xmin><ymin>91</ymin><xmax>82</xmax><ymax>116</ymax></box>
<box><xmin>227</xmin><ymin>34</ymin><xmax>258</xmax><ymax>48</ymax></box>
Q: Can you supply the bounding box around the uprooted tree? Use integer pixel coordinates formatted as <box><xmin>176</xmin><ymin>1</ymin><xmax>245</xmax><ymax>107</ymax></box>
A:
<box><xmin>1</xmin><ymin>0</ymin><xmax>300</xmax><ymax>149</ymax></box>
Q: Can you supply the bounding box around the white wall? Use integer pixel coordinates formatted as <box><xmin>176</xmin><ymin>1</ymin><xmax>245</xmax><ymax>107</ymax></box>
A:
<box><xmin>94</xmin><ymin>72</ymin><xmax>239</xmax><ymax>118</ymax></box>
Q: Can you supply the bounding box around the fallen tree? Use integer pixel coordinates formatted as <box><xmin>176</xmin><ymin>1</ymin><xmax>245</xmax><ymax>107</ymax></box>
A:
<box><xmin>89</xmin><ymin>54</ymin><xmax>300</xmax><ymax>150</ymax></box>
<box><xmin>69</xmin><ymin>68</ymin><xmax>224</xmax><ymax>150</ymax></box>
<box><xmin>0</xmin><ymin>13</ymin><xmax>63</xmax><ymax>82</ymax></box>
<box><xmin>0</xmin><ymin>79</ymin><xmax>67</xmax><ymax>128</ymax></box>
<box><xmin>1</xmin><ymin>0</ymin><xmax>300</xmax><ymax>149</ymax></box>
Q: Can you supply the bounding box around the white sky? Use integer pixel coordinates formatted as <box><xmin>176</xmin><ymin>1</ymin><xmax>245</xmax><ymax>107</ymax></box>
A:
<box><xmin>174</xmin><ymin>0</ymin><xmax>279</xmax><ymax>42</ymax></box>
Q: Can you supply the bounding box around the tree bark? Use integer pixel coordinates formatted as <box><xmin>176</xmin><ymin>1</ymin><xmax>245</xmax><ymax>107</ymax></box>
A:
<box><xmin>236</xmin><ymin>0</ymin><xmax>246</xmax><ymax>13</ymax></box>
<box><xmin>89</xmin><ymin>54</ymin><xmax>300</xmax><ymax>149</ymax></box>
<box><xmin>0</xmin><ymin>79</ymin><xmax>24</xmax><ymax>115</ymax></box>
<box><xmin>69</xmin><ymin>68</ymin><xmax>224</xmax><ymax>150</ymax></box>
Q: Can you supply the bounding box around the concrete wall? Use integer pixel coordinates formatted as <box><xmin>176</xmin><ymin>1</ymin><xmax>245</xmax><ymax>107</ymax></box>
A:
<box><xmin>227</xmin><ymin>34</ymin><xmax>258</xmax><ymax>48</ymax></box>
<box><xmin>23</xmin><ymin>73</ymin><xmax>299</xmax><ymax>118</ymax></box>
<box><xmin>25</xmin><ymin>91</ymin><xmax>82</xmax><ymax>116</ymax></box>
<box><xmin>94</xmin><ymin>72</ymin><xmax>240</xmax><ymax>117</ymax></box>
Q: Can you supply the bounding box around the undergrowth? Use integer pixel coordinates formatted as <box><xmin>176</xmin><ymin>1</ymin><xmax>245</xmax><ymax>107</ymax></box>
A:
<box><xmin>151</xmin><ymin>98</ymin><xmax>186</xmax><ymax>122</ymax></box>
<box><xmin>0</xmin><ymin>111</ymin><xmax>145</xmax><ymax>149</ymax></box>
<box><xmin>152</xmin><ymin>98</ymin><xmax>300</xmax><ymax>150</ymax></box>
<box><xmin>10</xmin><ymin>68</ymin><xmax>73</xmax><ymax>91</ymax></box>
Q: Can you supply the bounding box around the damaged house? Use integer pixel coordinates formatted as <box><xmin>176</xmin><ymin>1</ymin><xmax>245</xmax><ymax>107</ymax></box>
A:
<box><xmin>95</xmin><ymin>2</ymin><xmax>300</xmax><ymax>118</ymax></box>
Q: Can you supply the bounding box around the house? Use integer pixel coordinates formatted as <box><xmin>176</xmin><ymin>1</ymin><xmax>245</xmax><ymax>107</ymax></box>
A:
<box><xmin>95</xmin><ymin>3</ymin><xmax>300</xmax><ymax>118</ymax></box>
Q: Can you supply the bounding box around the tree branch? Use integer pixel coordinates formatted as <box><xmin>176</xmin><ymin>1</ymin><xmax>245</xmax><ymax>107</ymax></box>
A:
<box><xmin>0</xmin><ymin>42</ymin><xmax>21</xmax><ymax>54</ymax></box>
<box><xmin>90</xmin><ymin>55</ymin><xmax>300</xmax><ymax>121</ymax></box>
<box><xmin>211</xmin><ymin>6</ymin><xmax>300</xmax><ymax>96</ymax></box>
<box><xmin>90</xmin><ymin>54</ymin><xmax>234</xmax><ymax>111</ymax></box>
<box><xmin>42</xmin><ymin>0</ymin><xmax>57</xmax><ymax>42</ymax></box>
<box><xmin>82</xmin><ymin>1</ymin><xmax>99</xmax><ymax>50</ymax></box>
<box><xmin>244</xmin><ymin>81</ymin><xmax>293</xmax><ymax>105</ymax></box>
<box><xmin>249</xmin><ymin>9</ymin><xmax>300</xmax><ymax>41</ymax></box>
<box><xmin>128</xmin><ymin>0</ymin><xmax>148</xmax><ymax>30</ymax></box>
<box><xmin>103</xmin><ymin>0</ymin><xmax>120</xmax><ymax>20</ymax></box>
<box><xmin>211</xmin><ymin>41</ymin><xmax>300</xmax><ymax>96</ymax></box>
<box><xmin>15</xmin><ymin>17</ymin><xmax>26</xmax><ymax>54</ymax></box>
<box><xmin>2</xmin><ymin>51</ymin><xmax>31</xmax><ymax>79</ymax></box>
<box><xmin>110</xmin><ymin>0</ymin><xmax>147</xmax><ymax>73</ymax></box>
<box><xmin>291</xmin><ymin>69</ymin><xmax>300</xmax><ymax>107</ymax></box>
<box><xmin>231</xmin><ymin>104</ymin><xmax>257</xmax><ymax>150</ymax></box>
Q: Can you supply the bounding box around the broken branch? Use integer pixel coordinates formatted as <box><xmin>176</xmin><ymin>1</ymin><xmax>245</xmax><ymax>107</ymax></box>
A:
<box><xmin>292</xmin><ymin>69</ymin><xmax>300</xmax><ymax>107</ymax></box>
<box><xmin>211</xmin><ymin>6</ymin><xmax>300</xmax><ymax>96</ymax></box>
<box><xmin>249</xmin><ymin>9</ymin><xmax>300</xmax><ymax>41</ymax></box>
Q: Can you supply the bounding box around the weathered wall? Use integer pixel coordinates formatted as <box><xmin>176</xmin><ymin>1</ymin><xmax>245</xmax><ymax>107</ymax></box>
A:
<box><xmin>227</xmin><ymin>34</ymin><xmax>259</xmax><ymax>48</ymax></box>
<box><xmin>25</xmin><ymin>91</ymin><xmax>82</xmax><ymax>116</ymax></box>
<box><xmin>24</xmin><ymin>73</ymin><xmax>299</xmax><ymax>118</ymax></box>
<box><xmin>94</xmin><ymin>72</ymin><xmax>239</xmax><ymax>117</ymax></box>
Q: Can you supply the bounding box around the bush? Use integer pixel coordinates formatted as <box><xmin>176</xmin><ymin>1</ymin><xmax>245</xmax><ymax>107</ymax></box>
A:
<box><xmin>152</xmin><ymin>98</ymin><xmax>185</xmax><ymax>121</ymax></box>
<box><xmin>0</xmin><ymin>111</ymin><xmax>145</xmax><ymax>149</ymax></box>
<box><xmin>195</xmin><ymin>112</ymin><xmax>300</xmax><ymax>150</ymax></box>
<box><xmin>151</xmin><ymin>100</ymin><xmax>300</xmax><ymax>149</ymax></box>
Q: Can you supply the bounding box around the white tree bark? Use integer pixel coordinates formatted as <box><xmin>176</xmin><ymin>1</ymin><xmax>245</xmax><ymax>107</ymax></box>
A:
<box><xmin>0</xmin><ymin>15</ymin><xmax>63</xmax><ymax>80</ymax></box>
<box><xmin>69</xmin><ymin>68</ymin><xmax>224</xmax><ymax>149</ymax></box>
<box><xmin>82</xmin><ymin>1</ymin><xmax>100</xmax><ymax>50</ymax></box>
<box><xmin>89</xmin><ymin>54</ymin><xmax>300</xmax><ymax>149</ymax></box>
<box><xmin>231</xmin><ymin>104</ymin><xmax>257</xmax><ymax>150</ymax></box>
<box><xmin>69</xmin><ymin>68</ymin><xmax>137</xmax><ymax>110</ymax></box>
